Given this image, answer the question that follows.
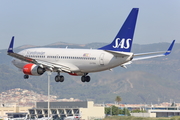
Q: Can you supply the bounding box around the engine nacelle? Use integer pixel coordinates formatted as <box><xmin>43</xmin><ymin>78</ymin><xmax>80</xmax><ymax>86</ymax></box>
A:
<box><xmin>23</xmin><ymin>64</ymin><xmax>45</xmax><ymax>76</ymax></box>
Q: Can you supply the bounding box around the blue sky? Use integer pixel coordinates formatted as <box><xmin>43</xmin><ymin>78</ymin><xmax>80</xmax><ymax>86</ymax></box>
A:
<box><xmin>0</xmin><ymin>0</ymin><xmax>180</xmax><ymax>49</ymax></box>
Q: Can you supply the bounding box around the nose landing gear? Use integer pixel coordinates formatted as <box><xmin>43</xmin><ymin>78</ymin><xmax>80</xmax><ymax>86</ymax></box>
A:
<box><xmin>24</xmin><ymin>74</ymin><xmax>29</xmax><ymax>79</ymax></box>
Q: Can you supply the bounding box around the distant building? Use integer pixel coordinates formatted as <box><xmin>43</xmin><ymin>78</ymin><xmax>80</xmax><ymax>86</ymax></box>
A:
<box><xmin>6</xmin><ymin>112</ymin><xmax>28</xmax><ymax>119</ymax></box>
<box><xmin>130</xmin><ymin>105</ymin><xmax>180</xmax><ymax>117</ymax></box>
<box><xmin>0</xmin><ymin>103</ymin><xmax>31</xmax><ymax>119</ymax></box>
<box><xmin>131</xmin><ymin>109</ymin><xmax>180</xmax><ymax>118</ymax></box>
<box><xmin>28</xmin><ymin>101</ymin><xmax>105</xmax><ymax>120</ymax></box>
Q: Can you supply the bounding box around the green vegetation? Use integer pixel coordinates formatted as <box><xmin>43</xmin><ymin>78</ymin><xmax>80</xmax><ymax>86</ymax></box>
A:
<box><xmin>103</xmin><ymin>116</ymin><xmax>180</xmax><ymax>120</ymax></box>
<box><xmin>131</xmin><ymin>109</ymin><xmax>146</xmax><ymax>113</ymax></box>
<box><xmin>115</xmin><ymin>96</ymin><xmax>122</xmax><ymax>104</ymax></box>
<box><xmin>105</xmin><ymin>106</ymin><xmax>130</xmax><ymax>116</ymax></box>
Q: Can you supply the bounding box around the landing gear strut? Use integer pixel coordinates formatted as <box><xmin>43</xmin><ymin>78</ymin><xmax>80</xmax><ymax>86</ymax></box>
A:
<box><xmin>81</xmin><ymin>73</ymin><xmax>90</xmax><ymax>82</ymax></box>
<box><xmin>55</xmin><ymin>72</ymin><xmax>64</xmax><ymax>82</ymax></box>
<box><xmin>24</xmin><ymin>75</ymin><xmax>29</xmax><ymax>79</ymax></box>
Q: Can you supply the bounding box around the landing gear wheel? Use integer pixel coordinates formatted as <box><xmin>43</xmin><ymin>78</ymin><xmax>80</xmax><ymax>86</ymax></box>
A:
<box><xmin>81</xmin><ymin>75</ymin><xmax>91</xmax><ymax>82</ymax></box>
<box><xmin>24</xmin><ymin>75</ymin><xmax>29</xmax><ymax>79</ymax></box>
<box><xmin>55</xmin><ymin>75</ymin><xmax>64</xmax><ymax>82</ymax></box>
<box><xmin>59</xmin><ymin>75</ymin><xmax>64</xmax><ymax>82</ymax></box>
<box><xmin>55</xmin><ymin>76</ymin><xmax>60</xmax><ymax>82</ymax></box>
<box><xmin>81</xmin><ymin>76</ymin><xmax>86</xmax><ymax>82</ymax></box>
<box><xmin>85</xmin><ymin>76</ymin><xmax>90</xmax><ymax>82</ymax></box>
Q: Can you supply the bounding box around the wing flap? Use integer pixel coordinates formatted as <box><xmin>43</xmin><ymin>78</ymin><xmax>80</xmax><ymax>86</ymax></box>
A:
<box><xmin>36</xmin><ymin>60</ymin><xmax>71</xmax><ymax>73</ymax></box>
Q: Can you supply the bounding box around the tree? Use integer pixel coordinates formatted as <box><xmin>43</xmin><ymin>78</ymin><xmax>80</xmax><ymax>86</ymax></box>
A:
<box><xmin>119</xmin><ymin>109</ymin><xmax>123</xmax><ymax>114</ymax></box>
<box><xmin>171</xmin><ymin>102</ymin><xmax>177</xmax><ymax>107</ymax></box>
<box><xmin>112</xmin><ymin>105</ymin><xmax>119</xmax><ymax>115</ymax></box>
<box><xmin>105</xmin><ymin>107</ymin><xmax>111</xmax><ymax>115</ymax></box>
<box><xmin>115</xmin><ymin>96</ymin><xmax>122</xmax><ymax>104</ymax></box>
<box><xmin>105</xmin><ymin>106</ymin><xmax>119</xmax><ymax>115</ymax></box>
<box><xmin>122</xmin><ymin>108</ymin><xmax>131</xmax><ymax>116</ymax></box>
<box><xmin>131</xmin><ymin>109</ymin><xmax>146</xmax><ymax>113</ymax></box>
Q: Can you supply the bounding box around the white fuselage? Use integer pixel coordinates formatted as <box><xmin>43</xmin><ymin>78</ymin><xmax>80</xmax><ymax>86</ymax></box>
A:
<box><xmin>12</xmin><ymin>48</ymin><xmax>133</xmax><ymax>75</ymax></box>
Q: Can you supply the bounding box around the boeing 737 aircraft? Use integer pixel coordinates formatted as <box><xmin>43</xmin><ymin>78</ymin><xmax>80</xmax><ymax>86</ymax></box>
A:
<box><xmin>7</xmin><ymin>8</ymin><xmax>175</xmax><ymax>83</ymax></box>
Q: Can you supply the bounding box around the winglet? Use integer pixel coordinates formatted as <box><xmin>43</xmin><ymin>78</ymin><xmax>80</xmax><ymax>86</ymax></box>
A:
<box><xmin>164</xmin><ymin>40</ymin><xmax>175</xmax><ymax>56</ymax></box>
<box><xmin>7</xmin><ymin>36</ymin><xmax>14</xmax><ymax>53</ymax></box>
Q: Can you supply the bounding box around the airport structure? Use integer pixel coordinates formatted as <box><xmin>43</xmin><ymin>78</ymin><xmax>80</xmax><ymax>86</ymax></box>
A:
<box><xmin>0</xmin><ymin>103</ymin><xmax>31</xmax><ymax>119</ymax></box>
<box><xmin>131</xmin><ymin>109</ymin><xmax>180</xmax><ymax>117</ymax></box>
<box><xmin>28</xmin><ymin>101</ymin><xmax>105</xmax><ymax>120</ymax></box>
<box><xmin>129</xmin><ymin>105</ymin><xmax>180</xmax><ymax>117</ymax></box>
<box><xmin>1</xmin><ymin>101</ymin><xmax>180</xmax><ymax>119</ymax></box>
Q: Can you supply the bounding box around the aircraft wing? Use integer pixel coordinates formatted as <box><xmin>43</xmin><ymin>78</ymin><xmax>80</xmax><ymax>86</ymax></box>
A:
<box><xmin>119</xmin><ymin>40</ymin><xmax>175</xmax><ymax>68</ymax></box>
<box><xmin>133</xmin><ymin>40</ymin><xmax>175</xmax><ymax>61</ymax></box>
<box><xmin>7</xmin><ymin>36</ymin><xmax>72</xmax><ymax>73</ymax></box>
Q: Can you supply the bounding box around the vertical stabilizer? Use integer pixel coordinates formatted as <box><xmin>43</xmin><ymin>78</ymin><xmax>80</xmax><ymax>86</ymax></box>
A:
<box><xmin>8</xmin><ymin>36</ymin><xmax>14</xmax><ymax>53</ymax></box>
<box><xmin>99</xmin><ymin>8</ymin><xmax>139</xmax><ymax>52</ymax></box>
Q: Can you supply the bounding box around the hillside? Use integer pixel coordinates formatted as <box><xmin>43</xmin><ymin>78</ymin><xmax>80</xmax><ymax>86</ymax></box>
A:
<box><xmin>0</xmin><ymin>42</ymin><xmax>180</xmax><ymax>104</ymax></box>
<box><xmin>0</xmin><ymin>88</ymin><xmax>58</xmax><ymax>106</ymax></box>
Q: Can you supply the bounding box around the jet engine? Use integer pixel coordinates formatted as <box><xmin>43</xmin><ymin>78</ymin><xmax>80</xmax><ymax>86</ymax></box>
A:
<box><xmin>23</xmin><ymin>63</ymin><xmax>45</xmax><ymax>76</ymax></box>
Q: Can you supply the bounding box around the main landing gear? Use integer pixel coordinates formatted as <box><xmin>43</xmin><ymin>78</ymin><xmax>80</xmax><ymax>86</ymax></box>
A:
<box><xmin>55</xmin><ymin>72</ymin><xmax>64</xmax><ymax>82</ymax></box>
<box><xmin>81</xmin><ymin>74</ymin><xmax>91</xmax><ymax>82</ymax></box>
<box><xmin>54</xmin><ymin>72</ymin><xmax>91</xmax><ymax>83</ymax></box>
<box><xmin>24</xmin><ymin>72</ymin><xmax>90</xmax><ymax>83</ymax></box>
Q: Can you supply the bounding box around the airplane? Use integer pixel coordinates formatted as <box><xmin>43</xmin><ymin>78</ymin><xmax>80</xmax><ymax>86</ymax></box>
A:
<box><xmin>7</xmin><ymin>8</ymin><xmax>175</xmax><ymax>83</ymax></box>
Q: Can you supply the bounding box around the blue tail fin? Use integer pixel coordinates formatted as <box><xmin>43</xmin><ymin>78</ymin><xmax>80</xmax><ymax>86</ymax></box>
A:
<box><xmin>99</xmin><ymin>8</ymin><xmax>139</xmax><ymax>52</ymax></box>
<box><xmin>7</xmin><ymin>36</ymin><xmax>14</xmax><ymax>53</ymax></box>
